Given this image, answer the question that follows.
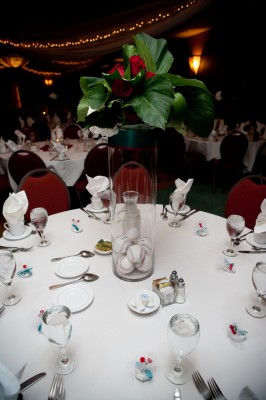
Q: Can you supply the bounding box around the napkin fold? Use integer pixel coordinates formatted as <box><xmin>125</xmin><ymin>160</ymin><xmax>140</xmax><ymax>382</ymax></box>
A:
<box><xmin>14</xmin><ymin>130</ymin><xmax>26</xmax><ymax>145</ymax></box>
<box><xmin>254</xmin><ymin>199</ymin><xmax>266</xmax><ymax>234</ymax></box>
<box><xmin>5</xmin><ymin>140</ymin><xmax>18</xmax><ymax>152</ymax></box>
<box><xmin>174</xmin><ymin>178</ymin><xmax>194</xmax><ymax>195</ymax></box>
<box><xmin>3</xmin><ymin>191</ymin><xmax>29</xmax><ymax>224</ymax></box>
<box><xmin>0</xmin><ymin>362</ymin><xmax>20</xmax><ymax>400</ymax></box>
<box><xmin>86</xmin><ymin>175</ymin><xmax>109</xmax><ymax>196</ymax></box>
<box><xmin>51</xmin><ymin>126</ymin><xmax>63</xmax><ymax>141</ymax></box>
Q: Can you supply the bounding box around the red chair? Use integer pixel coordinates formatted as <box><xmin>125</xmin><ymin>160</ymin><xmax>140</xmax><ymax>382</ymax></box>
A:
<box><xmin>113</xmin><ymin>161</ymin><xmax>152</xmax><ymax>203</ymax></box>
<box><xmin>63</xmin><ymin>123</ymin><xmax>83</xmax><ymax>139</ymax></box>
<box><xmin>17</xmin><ymin>168</ymin><xmax>71</xmax><ymax>222</ymax></box>
<box><xmin>7</xmin><ymin>149</ymin><xmax>46</xmax><ymax>188</ymax></box>
<box><xmin>224</xmin><ymin>175</ymin><xmax>266</xmax><ymax>229</ymax></box>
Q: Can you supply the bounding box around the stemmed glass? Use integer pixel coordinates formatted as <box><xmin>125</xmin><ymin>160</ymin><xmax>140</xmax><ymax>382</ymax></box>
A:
<box><xmin>169</xmin><ymin>192</ymin><xmax>185</xmax><ymax>228</ymax></box>
<box><xmin>246</xmin><ymin>262</ymin><xmax>266</xmax><ymax>318</ymax></box>
<box><xmin>0</xmin><ymin>251</ymin><xmax>22</xmax><ymax>306</ymax></box>
<box><xmin>165</xmin><ymin>313</ymin><xmax>200</xmax><ymax>384</ymax></box>
<box><xmin>41</xmin><ymin>305</ymin><xmax>77</xmax><ymax>374</ymax></box>
<box><xmin>30</xmin><ymin>207</ymin><xmax>50</xmax><ymax>247</ymax></box>
<box><xmin>100</xmin><ymin>190</ymin><xmax>111</xmax><ymax>224</ymax></box>
<box><xmin>222</xmin><ymin>214</ymin><xmax>245</xmax><ymax>257</ymax></box>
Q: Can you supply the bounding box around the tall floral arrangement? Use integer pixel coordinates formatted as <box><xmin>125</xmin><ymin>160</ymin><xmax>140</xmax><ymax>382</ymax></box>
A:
<box><xmin>77</xmin><ymin>32</ymin><xmax>214</xmax><ymax>137</ymax></box>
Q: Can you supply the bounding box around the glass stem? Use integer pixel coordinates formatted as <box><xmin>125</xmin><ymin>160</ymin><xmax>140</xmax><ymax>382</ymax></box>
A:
<box><xmin>253</xmin><ymin>293</ymin><xmax>263</xmax><ymax>312</ymax></box>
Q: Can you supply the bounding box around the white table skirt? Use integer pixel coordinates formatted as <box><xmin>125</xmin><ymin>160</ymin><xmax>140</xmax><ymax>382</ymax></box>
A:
<box><xmin>0</xmin><ymin>206</ymin><xmax>265</xmax><ymax>400</ymax></box>
<box><xmin>184</xmin><ymin>136</ymin><xmax>265</xmax><ymax>172</ymax></box>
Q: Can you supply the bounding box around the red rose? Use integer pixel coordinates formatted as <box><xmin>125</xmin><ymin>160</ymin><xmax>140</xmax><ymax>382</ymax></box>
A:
<box><xmin>130</xmin><ymin>55</ymin><xmax>146</xmax><ymax>76</ymax></box>
<box><xmin>140</xmin><ymin>357</ymin><xmax>146</xmax><ymax>363</ymax></box>
<box><xmin>123</xmin><ymin>107</ymin><xmax>141</xmax><ymax>123</ymax></box>
<box><xmin>108</xmin><ymin>63</ymin><xmax>125</xmax><ymax>77</ymax></box>
<box><xmin>112</xmin><ymin>79</ymin><xmax>132</xmax><ymax>98</ymax></box>
<box><xmin>145</xmin><ymin>71</ymin><xmax>156</xmax><ymax>79</ymax></box>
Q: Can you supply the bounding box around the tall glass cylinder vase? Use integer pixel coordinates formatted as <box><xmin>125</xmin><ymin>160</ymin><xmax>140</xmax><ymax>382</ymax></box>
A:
<box><xmin>108</xmin><ymin>125</ymin><xmax>158</xmax><ymax>282</ymax></box>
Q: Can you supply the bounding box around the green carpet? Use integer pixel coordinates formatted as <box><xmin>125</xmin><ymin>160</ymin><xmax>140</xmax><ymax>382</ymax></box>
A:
<box><xmin>157</xmin><ymin>180</ymin><xmax>228</xmax><ymax>217</ymax></box>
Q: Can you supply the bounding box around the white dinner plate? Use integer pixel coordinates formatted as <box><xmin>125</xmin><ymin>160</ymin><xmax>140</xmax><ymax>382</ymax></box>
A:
<box><xmin>53</xmin><ymin>257</ymin><xmax>89</xmax><ymax>278</ymax></box>
<box><xmin>246</xmin><ymin>233</ymin><xmax>266</xmax><ymax>249</ymax></box>
<box><xmin>2</xmin><ymin>226</ymin><xmax>32</xmax><ymax>241</ymax></box>
<box><xmin>178</xmin><ymin>204</ymin><xmax>191</xmax><ymax>214</ymax></box>
<box><xmin>128</xmin><ymin>289</ymin><xmax>160</xmax><ymax>314</ymax></box>
<box><xmin>53</xmin><ymin>286</ymin><xmax>93</xmax><ymax>313</ymax></box>
<box><xmin>85</xmin><ymin>204</ymin><xmax>107</xmax><ymax>213</ymax></box>
<box><xmin>30</xmin><ymin>145</ymin><xmax>39</xmax><ymax>152</ymax></box>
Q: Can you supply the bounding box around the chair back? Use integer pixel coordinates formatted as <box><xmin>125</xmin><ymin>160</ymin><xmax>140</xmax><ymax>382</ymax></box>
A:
<box><xmin>113</xmin><ymin>161</ymin><xmax>151</xmax><ymax>203</ymax></box>
<box><xmin>220</xmin><ymin>131</ymin><xmax>248</xmax><ymax>163</ymax></box>
<box><xmin>7</xmin><ymin>150</ymin><xmax>46</xmax><ymax>187</ymax></box>
<box><xmin>224</xmin><ymin>174</ymin><xmax>266</xmax><ymax>229</ymax></box>
<box><xmin>253</xmin><ymin>142</ymin><xmax>266</xmax><ymax>177</ymax></box>
<box><xmin>63</xmin><ymin>123</ymin><xmax>83</xmax><ymax>139</ymax></box>
<box><xmin>84</xmin><ymin>143</ymin><xmax>109</xmax><ymax>177</ymax></box>
<box><xmin>17</xmin><ymin>168</ymin><xmax>71</xmax><ymax>221</ymax></box>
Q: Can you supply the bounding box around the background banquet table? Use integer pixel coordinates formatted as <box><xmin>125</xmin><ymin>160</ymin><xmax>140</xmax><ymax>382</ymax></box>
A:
<box><xmin>0</xmin><ymin>138</ymin><xmax>105</xmax><ymax>192</ymax></box>
<box><xmin>184</xmin><ymin>135</ymin><xmax>265</xmax><ymax>172</ymax></box>
<box><xmin>0</xmin><ymin>206</ymin><xmax>265</xmax><ymax>400</ymax></box>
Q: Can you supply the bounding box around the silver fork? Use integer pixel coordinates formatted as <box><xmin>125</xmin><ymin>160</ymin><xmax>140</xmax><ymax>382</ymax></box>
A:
<box><xmin>207</xmin><ymin>377</ymin><xmax>227</xmax><ymax>400</ymax></box>
<box><xmin>192</xmin><ymin>371</ymin><xmax>212</xmax><ymax>400</ymax></box>
<box><xmin>48</xmin><ymin>373</ymin><xmax>63</xmax><ymax>400</ymax></box>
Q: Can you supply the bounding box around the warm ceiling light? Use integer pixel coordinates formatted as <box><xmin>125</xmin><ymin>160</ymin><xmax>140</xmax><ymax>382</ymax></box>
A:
<box><xmin>175</xmin><ymin>27</ymin><xmax>211</xmax><ymax>39</ymax></box>
<box><xmin>0</xmin><ymin>55</ymin><xmax>28</xmax><ymax>68</ymax></box>
<box><xmin>44</xmin><ymin>78</ymin><xmax>54</xmax><ymax>86</ymax></box>
<box><xmin>189</xmin><ymin>55</ymin><xmax>201</xmax><ymax>75</ymax></box>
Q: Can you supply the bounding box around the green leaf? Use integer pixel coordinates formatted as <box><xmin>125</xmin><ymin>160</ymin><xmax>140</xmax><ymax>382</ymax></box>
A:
<box><xmin>84</xmin><ymin>101</ymin><xmax>121</xmax><ymax>129</ymax></box>
<box><xmin>80</xmin><ymin>76</ymin><xmax>105</xmax><ymax>95</ymax></box>
<box><xmin>127</xmin><ymin>75</ymin><xmax>174</xmax><ymax>129</ymax></box>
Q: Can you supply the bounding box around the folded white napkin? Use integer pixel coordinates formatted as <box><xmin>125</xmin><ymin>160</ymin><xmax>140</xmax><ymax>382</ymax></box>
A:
<box><xmin>0</xmin><ymin>362</ymin><xmax>20</xmax><ymax>400</ymax></box>
<box><xmin>86</xmin><ymin>175</ymin><xmax>109</xmax><ymax>196</ymax></box>
<box><xmin>254</xmin><ymin>199</ymin><xmax>266</xmax><ymax>233</ymax></box>
<box><xmin>51</xmin><ymin>126</ymin><xmax>63</xmax><ymax>141</ymax></box>
<box><xmin>26</xmin><ymin>116</ymin><xmax>35</xmax><ymax>127</ymax></box>
<box><xmin>14</xmin><ymin>130</ymin><xmax>26</xmax><ymax>145</ymax></box>
<box><xmin>208</xmin><ymin>129</ymin><xmax>217</xmax><ymax>141</ymax></box>
<box><xmin>3</xmin><ymin>191</ymin><xmax>29</xmax><ymax>224</ymax></box>
<box><xmin>5</xmin><ymin>140</ymin><xmax>18</xmax><ymax>152</ymax></box>
<box><xmin>174</xmin><ymin>178</ymin><xmax>194</xmax><ymax>195</ymax></box>
<box><xmin>51</xmin><ymin>141</ymin><xmax>67</xmax><ymax>153</ymax></box>
<box><xmin>90</xmin><ymin>126</ymin><xmax>119</xmax><ymax>138</ymax></box>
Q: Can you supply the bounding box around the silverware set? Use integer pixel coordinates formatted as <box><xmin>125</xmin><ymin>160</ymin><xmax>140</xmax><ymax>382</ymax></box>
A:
<box><xmin>192</xmin><ymin>370</ymin><xmax>227</xmax><ymax>400</ymax></box>
<box><xmin>48</xmin><ymin>373</ymin><xmax>64</xmax><ymax>400</ymax></box>
<box><xmin>0</xmin><ymin>245</ymin><xmax>33</xmax><ymax>252</ymax></box>
<box><xmin>160</xmin><ymin>205</ymin><xmax>198</xmax><ymax>221</ymax></box>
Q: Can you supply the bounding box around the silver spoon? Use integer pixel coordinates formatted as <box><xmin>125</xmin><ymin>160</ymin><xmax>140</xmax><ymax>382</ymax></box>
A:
<box><xmin>160</xmin><ymin>204</ymin><xmax>166</xmax><ymax>217</ymax></box>
<box><xmin>163</xmin><ymin>208</ymin><xmax>168</xmax><ymax>220</ymax></box>
<box><xmin>49</xmin><ymin>273</ymin><xmax>99</xmax><ymax>290</ymax></box>
<box><xmin>51</xmin><ymin>250</ymin><xmax>95</xmax><ymax>262</ymax></box>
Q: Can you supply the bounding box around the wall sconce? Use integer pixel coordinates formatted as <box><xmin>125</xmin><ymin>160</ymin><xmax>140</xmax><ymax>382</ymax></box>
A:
<box><xmin>0</xmin><ymin>55</ymin><xmax>28</xmax><ymax>68</ymax></box>
<box><xmin>189</xmin><ymin>55</ymin><xmax>201</xmax><ymax>75</ymax></box>
<box><xmin>44</xmin><ymin>78</ymin><xmax>54</xmax><ymax>86</ymax></box>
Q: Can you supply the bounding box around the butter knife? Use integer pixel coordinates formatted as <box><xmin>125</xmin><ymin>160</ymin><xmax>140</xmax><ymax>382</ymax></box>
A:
<box><xmin>239</xmin><ymin>250</ymin><xmax>266</xmax><ymax>254</ymax></box>
<box><xmin>180</xmin><ymin>209</ymin><xmax>198</xmax><ymax>220</ymax></box>
<box><xmin>20</xmin><ymin>372</ymin><xmax>46</xmax><ymax>392</ymax></box>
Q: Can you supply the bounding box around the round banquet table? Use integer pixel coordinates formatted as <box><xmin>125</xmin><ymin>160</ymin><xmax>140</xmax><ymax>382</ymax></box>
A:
<box><xmin>0</xmin><ymin>206</ymin><xmax>265</xmax><ymax>400</ymax></box>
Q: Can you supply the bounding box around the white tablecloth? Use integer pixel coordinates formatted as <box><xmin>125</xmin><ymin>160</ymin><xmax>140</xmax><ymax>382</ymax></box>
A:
<box><xmin>184</xmin><ymin>136</ymin><xmax>265</xmax><ymax>172</ymax></box>
<box><xmin>0</xmin><ymin>206</ymin><xmax>265</xmax><ymax>400</ymax></box>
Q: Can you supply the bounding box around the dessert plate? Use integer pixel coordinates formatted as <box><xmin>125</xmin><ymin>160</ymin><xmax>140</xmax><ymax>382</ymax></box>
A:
<box><xmin>53</xmin><ymin>286</ymin><xmax>93</xmax><ymax>312</ymax></box>
<box><xmin>53</xmin><ymin>257</ymin><xmax>89</xmax><ymax>278</ymax></box>
<box><xmin>94</xmin><ymin>239</ymin><xmax>112</xmax><ymax>255</ymax></box>
<box><xmin>128</xmin><ymin>289</ymin><xmax>160</xmax><ymax>314</ymax></box>
<box><xmin>246</xmin><ymin>233</ymin><xmax>266</xmax><ymax>249</ymax></box>
<box><xmin>85</xmin><ymin>204</ymin><xmax>107</xmax><ymax>213</ymax></box>
<box><xmin>3</xmin><ymin>226</ymin><xmax>32</xmax><ymax>241</ymax></box>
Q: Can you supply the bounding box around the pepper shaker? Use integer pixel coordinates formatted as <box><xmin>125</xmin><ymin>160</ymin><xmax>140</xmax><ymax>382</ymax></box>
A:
<box><xmin>176</xmin><ymin>277</ymin><xmax>186</xmax><ymax>304</ymax></box>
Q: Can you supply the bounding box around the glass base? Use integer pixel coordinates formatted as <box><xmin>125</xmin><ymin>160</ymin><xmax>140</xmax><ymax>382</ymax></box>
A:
<box><xmin>169</xmin><ymin>221</ymin><xmax>181</xmax><ymax>228</ymax></box>
<box><xmin>246</xmin><ymin>304</ymin><xmax>266</xmax><ymax>318</ymax></box>
<box><xmin>38</xmin><ymin>240</ymin><xmax>51</xmax><ymax>247</ymax></box>
<box><xmin>222</xmin><ymin>248</ymin><xmax>238</xmax><ymax>257</ymax></box>
<box><xmin>164</xmin><ymin>360</ymin><xmax>190</xmax><ymax>384</ymax></box>
<box><xmin>3</xmin><ymin>293</ymin><xmax>22</xmax><ymax>306</ymax></box>
<box><xmin>53</xmin><ymin>353</ymin><xmax>78</xmax><ymax>375</ymax></box>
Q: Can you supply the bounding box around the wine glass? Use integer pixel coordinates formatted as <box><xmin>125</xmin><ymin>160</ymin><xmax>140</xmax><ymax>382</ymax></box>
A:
<box><xmin>246</xmin><ymin>262</ymin><xmax>266</xmax><ymax>318</ymax></box>
<box><xmin>169</xmin><ymin>192</ymin><xmax>185</xmax><ymax>228</ymax></box>
<box><xmin>30</xmin><ymin>207</ymin><xmax>50</xmax><ymax>247</ymax></box>
<box><xmin>100</xmin><ymin>190</ymin><xmax>111</xmax><ymax>224</ymax></box>
<box><xmin>41</xmin><ymin>305</ymin><xmax>77</xmax><ymax>374</ymax></box>
<box><xmin>0</xmin><ymin>251</ymin><xmax>22</xmax><ymax>306</ymax></box>
<box><xmin>165</xmin><ymin>313</ymin><xmax>200</xmax><ymax>384</ymax></box>
<box><xmin>222</xmin><ymin>214</ymin><xmax>245</xmax><ymax>257</ymax></box>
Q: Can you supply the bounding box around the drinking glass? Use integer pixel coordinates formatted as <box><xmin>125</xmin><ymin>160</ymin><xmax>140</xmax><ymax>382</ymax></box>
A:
<box><xmin>41</xmin><ymin>305</ymin><xmax>77</xmax><ymax>374</ymax></box>
<box><xmin>100</xmin><ymin>190</ymin><xmax>111</xmax><ymax>224</ymax></box>
<box><xmin>0</xmin><ymin>251</ymin><xmax>21</xmax><ymax>306</ymax></box>
<box><xmin>165</xmin><ymin>313</ymin><xmax>200</xmax><ymax>384</ymax></box>
<box><xmin>222</xmin><ymin>214</ymin><xmax>245</xmax><ymax>256</ymax></box>
<box><xmin>30</xmin><ymin>207</ymin><xmax>50</xmax><ymax>247</ymax></box>
<box><xmin>246</xmin><ymin>262</ymin><xmax>266</xmax><ymax>318</ymax></box>
<box><xmin>169</xmin><ymin>192</ymin><xmax>185</xmax><ymax>228</ymax></box>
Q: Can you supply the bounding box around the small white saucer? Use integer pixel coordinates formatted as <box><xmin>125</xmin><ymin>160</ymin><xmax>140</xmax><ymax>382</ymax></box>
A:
<box><xmin>53</xmin><ymin>286</ymin><xmax>93</xmax><ymax>312</ymax></box>
<box><xmin>94</xmin><ymin>247</ymin><xmax>112</xmax><ymax>255</ymax></box>
<box><xmin>30</xmin><ymin>145</ymin><xmax>39</xmax><ymax>152</ymax></box>
<box><xmin>85</xmin><ymin>204</ymin><xmax>107</xmax><ymax>213</ymax></box>
<box><xmin>178</xmin><ymin>204</ymin><xmax>191</xmax><ymax>214</ymax></box>
<box><xmin>3</xmin><ymin>226</ymin><xmax>32</xmax><ymax>241</ymax></box>
<box><xmin>246</xmin><ymin>233</ymin><xmax>266</xmax><ymax>249</ymax></box>
<box><xmin>128</xmin><ymin>290</ymin><xmax>160</xmax><ymax>314</ymax></box>
<box><xmin>53</xmin><ymin>257</ymin><xmax>89</xmax><ymax>278</ymax></box>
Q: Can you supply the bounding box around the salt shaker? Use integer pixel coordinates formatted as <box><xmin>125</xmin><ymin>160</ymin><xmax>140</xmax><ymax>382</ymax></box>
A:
<box><xmin>169</xmin><ymin>270</ymin><xmax>178</xmax><ymax>289</ymax></box>
<box><xmin>176</xmin><ymin>277</ymin><xmax>186</xmax><ymax>304</ymax></box>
